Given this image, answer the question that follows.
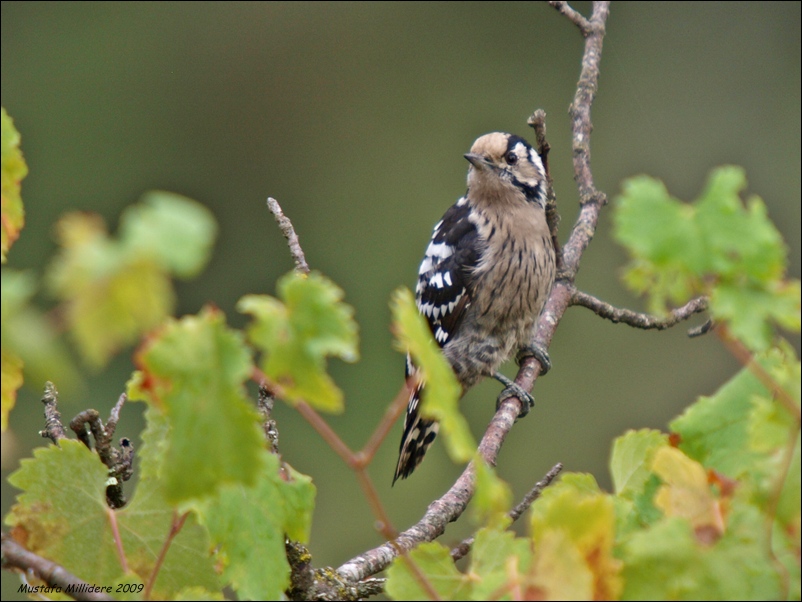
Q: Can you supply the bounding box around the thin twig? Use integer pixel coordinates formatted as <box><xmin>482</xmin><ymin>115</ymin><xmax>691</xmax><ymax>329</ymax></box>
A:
<box><xmin>144</xmin><ymin>511</ymin><xmax>189</xmax><ymax>600</ymax></box>
<box><xmin>716</xmin><ymin>326</ymin><xmax>800</xmax><ymax>422</ymax></box>
<box><xmin>267</xmin><ymin>197</ymin><xmax>310</xmax><ymax>275</ymax></box>
<box><xmin>571</xmin><ymin>289</ymin><xmax>709</xmax><ymax>334</ymax></box>
<box><xmin>688</xmin><ymin>318</ymin><xmax>714</xmax><ymax>338</ymax></box>
<box><xmin>70</xmin><ymin>410</ymin><xmax>101</xmax><ymax>450</ymax></box>
<box><xmin>549</xmin><ymin>1</ymin><xmax>592</xmax><ymax>35</ymax></box>
<box><xmin>68</xmin><ymin>397</ymin><xmax>133</xmax><ymax>509</ymax></box>
<box><xmin>39</xmin><ymin>381</ymin><xmax>67</xmax><ymax>443</ymax></box>
<box><xmin>528</xmin><ymin>109</ymin><xmax>562</xmax><ymax>272</ymax></box>
<box><xmin>258</xmin><ymin>384</ymin><xmax>280</xmax><ymax>454</ymax></box>
<box><xmin>356</xmin><ymin>383</ymin><xmax>411</xmax><ymax>467</ymax></box>
<box><xmin>1</xmin><ymin>533</ymin><xmax>115</xmax><ymax>601</ymax></box>
<box><xmin>450</xmin><ymin>463</ymin><xmax>563</xmax><ymax>562</ymax></box>
<box><xmin>294</xmin><ymin>401</ymin><xmax>355</xmax><ymax>467</ymax></box>
<box><xmin>106</xmin><ymin>508</ymin><xmax>129</xmax><ymax>573</ymax></box>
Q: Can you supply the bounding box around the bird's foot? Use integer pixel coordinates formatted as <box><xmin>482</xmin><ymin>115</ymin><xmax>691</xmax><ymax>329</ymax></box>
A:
<box><xmin>516</xmin><ymin>344</ymin><xmax>551</xmax><ymax>376</ymax></box>
<box><xmin>494</xmin><ymin>372</ymin><xmax>535</xmax><ymax>418</ymax></box>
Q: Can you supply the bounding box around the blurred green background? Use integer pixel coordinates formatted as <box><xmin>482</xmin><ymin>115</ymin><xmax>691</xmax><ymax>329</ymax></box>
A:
<box><xmin>1</xmin><ymin>1</ymin><xmax>799</xmax><ymax>595</ymax></box>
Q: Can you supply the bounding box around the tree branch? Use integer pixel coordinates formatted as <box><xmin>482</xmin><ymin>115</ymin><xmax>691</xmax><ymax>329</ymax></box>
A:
<box><xmin>1</xmin><ymin>533</ymin><xmax>115</xmax><ymax>601</ymax></box>
<box><xmin>528</xmin><ymin>109</ymin><xmax>563</xmax><ymax>272</ymax></box>
<box><xmin>549</xmin><ymin>1</ymin><xmax>592</xmax><ymax>35</ymax></box>
<box><xmin>267</xmin><ymin>197</ymin><xmax>310</xmax><ymax>275</ymax></box>
<box><xmin>39</xmin><ymin>381</ymin><xmax>67</xmax><ymax>443</ymax></box>
<box><xmin>451</xmin><ymin>462</ymin><xmax>563</xmax><ymax>562</ymax></box>
<box><xmin>337</xmin><ymin>1</ymin><xmax>611</xmax><ymax>583</ymax></box>
<box><xmin>571</xmin><ymin>289</ymin><xmax>709</xmax><ymax>334</ymax></box>
<box><xmin>68</xmin><ymin>395</ymin><xmax>134</xmax><ymax>509</ymax></box>
<box><xmin>337</xmin><ymin>397</ymin><xmax>521</xmax><ymax>582</ymax></box>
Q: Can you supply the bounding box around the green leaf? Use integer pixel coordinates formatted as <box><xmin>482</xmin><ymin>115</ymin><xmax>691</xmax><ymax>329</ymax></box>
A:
<box><xmin>4</xmin><ymin>441</ymin><xmax>121</xmax><ymax>584</ymax></box>
<box><xmin>610</xmin><ymin>428</ymin><xmax>667</xmax><ymax>497</ymax></box>
<box><xmin>193</xmin><ymin>450</ymin><xmax>316</xmax><ymax>601</ymax></box>
<box><xmin>469</xmin><ymin>527</ymin><xmax>532</xmax><ymax>601</ymax></box>
<box><xmin>4</xmin><ymin>438</ymin><xmax>222</xmax><ymax>599</ymax></box>
<box><xmin>239</xmin><ymin>271</ymin><xmax>359</xmax><ymax>413</ymax></box>
<box><xmin>620</xmin><ymin>518</ymin><xmax>708</xmax><ymax>601</ymax></box>
<box><xmin>120</xmin><ymin>190</ymin><xmax>218</xmax><ymax>279</ymax></box>
<box><xmin>620</xmin><ymin>511</ymin><xmax>781</xmax><ymax>601</ymax></box>
<box><xmin>135</xmin><ymin>307</ymin><xmax>264</xmax><ymax>503</ymax></box>
<box><xmin>613</xmin><ymin>167</ymin><xmax>800</xmax><ymax>350</ymax></box>
<box><xmin>711</xmin><ymin>280</ymin><xmax>801</xmax><ymax>352</ymax></box>
<box><xmin>385</xmin><ymin>541</ymin><xmax>471</xmax><ymax>601</ymax></box>
<box><xmin>391</xmin><ymin>287</ymin><xmax>473</xmax><ymax>463</ymax></box>
<box><xmin>115</xmin><ymin>480</ymin><xmax>221</xmax><ymax>598</ymax></box>
<box><xmin>173</xmin><ymin>587</ymin><xmax>227</xmax><ymax>601</ymax></box>
<box><xmin>670</xmin><ymin>349</ymin><xmax>787</xmax><ymax>479</ymax></box>
<box><xmin>613</xmin><ymin>176</ymin><xmax>702</xmax><ymax>311</ymax></box>
<box><xmin>1</xmin><ymin>107</ymin><xmax>27</xmax><ymax>262</ymax></box>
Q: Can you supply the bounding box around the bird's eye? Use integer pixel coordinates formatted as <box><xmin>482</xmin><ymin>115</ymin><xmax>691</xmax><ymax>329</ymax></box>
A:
<box><xmin>505</xmin><ymin>151</ymin><xmax>518</xmax><ymax>165</ymax></box>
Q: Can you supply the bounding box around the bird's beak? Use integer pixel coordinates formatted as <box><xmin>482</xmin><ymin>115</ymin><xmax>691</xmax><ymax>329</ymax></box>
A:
<box><xmin>464</xmin><ymin>153</ymin><xmax>492</xmax><ymax>170</ymax></box>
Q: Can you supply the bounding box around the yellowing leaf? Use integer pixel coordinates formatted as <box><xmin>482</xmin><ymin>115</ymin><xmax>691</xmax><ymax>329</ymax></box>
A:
<box><xmin>1</xmin><ymin>348</ymin><xmax>23</xmax><ymax>431</ymax></box>
<box><xmin>45</xmin><ymin>192</ymin><xmax>217</xmax><ymax>368</ymax></box>
<box><xmin>239</xmin><ymin>271</ymin><xmax>359</xmax><ymax>413</ymax></box>
<box><xmin>652</xmin><ymin>446</ymin><xmax>725</xmax><ymax>543</ymax></box>
<box><xmin>528</xmin><ymin>528</ymin><xmax>595</xmax><ymax>600</ymax></box>
<box><xmin>391</xmin><ymin>287</ymin><xmax>473</xmax><ymax>463</ymax></box>
<box><xmin>135</xmin><ymin>307</ymin><xmax>263</xmax><ymax>503</ymax></box>
<box><xmin>1</xmin><ymin>107</ymin><xmax>27</xmax><ymax>262</ymax></box>
<box><xmin>530</xmin><ymin>473</ymin><xmax>622</xmax><ymax>600</ymax></box>
<box><xmin>46</xmin><ymin>212</ymin><xmax>174</xmax><ymax>368</ymax></box>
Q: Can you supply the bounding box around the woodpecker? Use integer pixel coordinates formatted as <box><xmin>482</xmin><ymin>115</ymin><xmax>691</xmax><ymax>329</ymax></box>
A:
<box><xmin>394</xmin><ymin>132</ymin><xmax>556</xmax><ymax>483</ymax></box>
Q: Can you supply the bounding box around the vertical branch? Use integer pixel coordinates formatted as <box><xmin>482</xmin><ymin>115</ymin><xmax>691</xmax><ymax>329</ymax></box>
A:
<box><xmin>338</xmin><ymin>1</ymin><xmax>612</xmax><ymax>582</ymax></box>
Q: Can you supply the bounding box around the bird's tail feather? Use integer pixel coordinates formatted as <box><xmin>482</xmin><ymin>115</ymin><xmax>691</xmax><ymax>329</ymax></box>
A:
<box><xmin>393</xmin><ymin>383</ymin><xmax>439</xmax><ymax>484</ymax></box>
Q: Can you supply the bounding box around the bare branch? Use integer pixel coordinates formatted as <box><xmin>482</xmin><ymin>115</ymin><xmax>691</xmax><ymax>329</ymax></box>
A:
<box><xmin>39</xmin><ymin>381</ymin><xmax>67</xmax><ymax>443</ymax></box>
<box><xmin>549</xmin><ymin>1</ymin><xmax>592</xmax><ymax>35</ymax></box>
<box><xmin>451</xmin><ymin>463</ymin><xmax>563</xmax><ymax>562</ymax></box>
<box><xmin>571</xmin><ymin>289</ymin><xmax>709</xmax><ymax>333</ymax></box>
<box><xmin>337</xmin><ymin>1</ymin><xmax>611</xmax><ymax>582</ymax></box>
<box><xmin>1</xmin><ymin>533</ymin><xmax>115</xmax><ymax>601</ymax></box>
<box><xmin>267</xmin><ymin>196</ymin><xmax>310</xmax><ymax>275</ymax></box>
<box><xmin>337</xmin><ymin>397</ymin><xmax>521</xmax><ymax>582</ymax></box>
<box><xmin>688</xmin><ymin>318</ymin><xmax>714</xmax><ymax>338</ymax></box>
<box><xmin>528</xmin><ymin>109</ymin><xmax>562</xmax><ymax>272</ymax></box>
<box><xmin>68</xmin><ymin>395</ymin><xmax>134</xmax><ymax>509</ymax></box>
<box><xmin>258</xmin><ymin>384</ymin><xmax>281</xmax><ymax>454</ymax></box>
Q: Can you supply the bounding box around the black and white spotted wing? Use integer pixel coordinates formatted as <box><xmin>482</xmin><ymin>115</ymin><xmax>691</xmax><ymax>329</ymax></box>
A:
<box><xmin>394</xmin><ymin>198</ymin><xmax>480</xmax><ymax>483</ymax></box>
<box><xmin>414</xmin><ymin>198</ymin><xmax>480</xmax><ymax>346</ymax></box>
